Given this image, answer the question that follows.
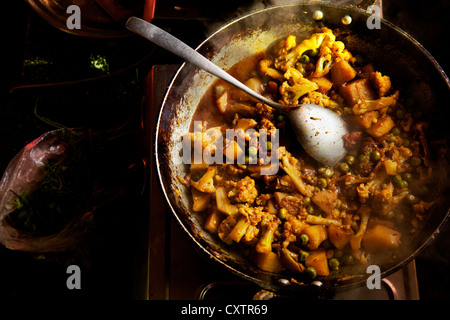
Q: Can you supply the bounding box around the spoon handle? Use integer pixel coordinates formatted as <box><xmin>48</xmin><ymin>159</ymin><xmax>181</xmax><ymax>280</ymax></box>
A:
<box><xmin>126</xmin><ymin>17</ymin><xmax>284</xmax><ymax>110</ymax></box>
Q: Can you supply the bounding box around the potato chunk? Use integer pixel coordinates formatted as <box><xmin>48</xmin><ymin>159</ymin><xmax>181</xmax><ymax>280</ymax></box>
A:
<box><xmin>328</xmin><ymin>225</ymin><xmax>354</xmax><ymax>250</ymax></box>
<box><xmin>305</xmin><ymin>248</ymin><xmax>329</xmax><ymax>276</ymax></box>
<box><xmin>192</xmin><ymin>188</ymin><xmax>211</xmax><ymax>212</ymax></box>
<box><xmin>254</xmin><ymin>251</ymin><xmax>284</xmax><ymax>273</ymax></box>
<box><xmin>330</xmin><ymin>59</ymin><xmax>357</xmax><ymax>87</ymax></box>
<box><xmin>303</xmin><ymin>225</ymin><xmax>328</xmax><ymax>250</ymax></box>
<box><xmin>362</xmin><ymin>224</ymin><xmax>401</xmax><ymax>252</ymax></box>
<box><xmin>339</xmin><ymin>78</ymin><xmax>377</xmax><ymax>106</ymax></box>
<box><xmin>365</xmin><ymin>116</ymin><xmax>395</xmax><ymax>138</ymax></box>
<box><xmin>312</xmin><ymin>189</ymin><xmax>338</xmax><ymax>216</ymax></box>
<box><xmin>310</xmin><ymin>76</ymin><xmax>333</xmax><ymax>93</ymax></box>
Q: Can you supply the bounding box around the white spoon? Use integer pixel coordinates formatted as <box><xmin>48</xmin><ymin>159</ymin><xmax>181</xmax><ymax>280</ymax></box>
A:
<box><xmin>126</xmin><ymin>17</ymin><xmax>348</xmax><ymax>166</ymax></box>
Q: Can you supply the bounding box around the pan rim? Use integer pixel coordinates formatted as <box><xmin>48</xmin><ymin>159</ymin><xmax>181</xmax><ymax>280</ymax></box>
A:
<box><xmin>154</xmin><ymin>2</ymin><xmax>450</xmax><ymax>295</ymax></box>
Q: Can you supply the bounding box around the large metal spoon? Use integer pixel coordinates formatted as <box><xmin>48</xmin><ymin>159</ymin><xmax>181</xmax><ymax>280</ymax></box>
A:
<box><xmin>126</xmin><ymin>17</ymin><xmax>348</xmax><ymax>166</ymax></box>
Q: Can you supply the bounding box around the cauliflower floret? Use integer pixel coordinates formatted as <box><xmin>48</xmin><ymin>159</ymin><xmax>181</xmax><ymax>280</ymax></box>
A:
<box><xmin>278</xmin><ymin>148</ymin><xmax>315</xmax><ymax>197</ymax></box>
<box><xmin>372</xmin><ymin>184</ymin><xmax>409</xmax><ymax>217</ymax></box>
<box><xmin>311</xmin><ymin>44</ymin><xmax>333</xmax><ymax>78</ymax></box>
<box><xmin>284</xmin><ymin>35</ymin><xmax>297</xmax><ymax>51</ymax></box>
<box><xmin>259</xmin><ymin>59</ymin><xmax>285</xmax><ymax>82</ymax></box>
<box><xmin>228</xmin><ymin>176</ymin><xmax>258</xmax><ymax>204</ymax></box>
<box><xmin>258</xmin><ymin>118</ymin><xmax>276</xmax><ymax>130</ymax></box>
<box><xmin>352</xmin><ymin>91</ymin><xmax>399</xmax><ymax>115</ymax></box>
<box><xmin>357</xmin><ymin>183</ymin><xmax>370</xmax><ymax>200</ymax></box>
<box><xmin>300</xmin><ymin>91</ymin><xmax>340</xmax><ymax>109</ymax></box>
<box><xmin>330</xmin><ymin>40</ymin><xmax>353</xmax><ymax>62</ymax></box>
<box><xmin>274</xmin><ymin>28</ymin><xmax>335</xmax><ymax>72</ymax></box>
<box><xmin>279</xmin><ymin>77</ymin><xmax>318</xmax><ymax>105</ymax></box>
<box><xmin>226</xmin><ymin>205</ymin><xmax>264</xmax><ymax>243</ymax></box>
<box><xmin>370</xmin><ymin>71</ymin><xmax>392</xmax><ymax>97</ymax></box>
<box><xmin>284</xmin><ymin>67</ymin><xmax>304</xmax><ymax>84</ymax></box>
<box><xmin>218</xmin><ymin>215</ymin><xmax>237</xmax><ymax>245</ymax></box>
<box><xmin>254</xmin><ymin>103</ymin><xmax>275</xmax><ymax>120</ymax></box>
<box><xmin>256</xmin><ymin>213</ymin><xmax>281</xmax><ymax>253</ymax></box>
<box><xmin>191</xmin><ymin>167</ymin><xmax>216</xmax><ymax>193</ymax></box>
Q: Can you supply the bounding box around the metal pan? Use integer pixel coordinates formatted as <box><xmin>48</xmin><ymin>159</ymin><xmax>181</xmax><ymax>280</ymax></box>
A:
<box><xmin>155</xmin><ymin>3</ymin><xmax>450</xmax><ymax>294</ymax></box>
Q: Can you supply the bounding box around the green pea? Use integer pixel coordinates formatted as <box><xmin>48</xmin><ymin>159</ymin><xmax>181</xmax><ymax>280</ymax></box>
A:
<box><xmin>406</xmin><ymin>194</ymin><xmax>419</xmax><ymax>204</ymax></box>
<box><xmin>371</xmin><ymin>150</ymin><xmax>381</xmax><ymax>161</ymax></box>
<box><xmin>306</xmin><ymin>205</ymin><xmax>315</xmax><ymax>215</ymax></box>
<box><xmin>333</xmin><ymin>249</ymin><xmax>344</xmax><ymax>259</ymax></box>
<box><xmin>299</xmin><ymin>249</ymin><xmax>310</xmax><ymax>262</ymax></box>
<box><xmin>391</xmin><ymin>127</ymin><xmax>401</xmax><ymax>136</ymax></box>
<box><xmin>358</xmin><ymin>154</ymin><xmax>367</xmax><ymax>163</ymax></box>
<box><xmin>299</xmin><ymin>54</ymin><xmax>310</xmax><ymax>64</ymax></box>
<box><xmin>303</xmin><ymin>197</ymin><xmax>311</xmax><ymax>206</ymax></box>
<box><xmin>276</xmin><ymin>114</ymin><xmax>285</xmax><ymax>124</ymax></box>
<box><xmin>345</xmin><ymin>155</ymin><xmax>356</xmax><ymax>166</ymax></box>
<box><xmin>385</xmin><ymin>211</ymin><xmax>395</xmax><ymax>220</ymax></box>
<box><xmin>402</xmin><ymin>139</ymin><xmax>410</xmax><ymax>147</ymax></box>
<box><xmin>388</xmin><ymin>135</ymin><xmax>397</xmax><ymax>143</ymax></box>
<box><xmin>279</xmin><ymin>208</ymin><xmax>287</xmax><ymax>219</ymax></box>
<box><xmin>299</xmin><ymin>234</ymin><xmax>309</xmax><ymax>246</ymax></box>
<box><xmin>304</xmin><ymin>267</ymin><xmax>317</xmax><ymax>280</ymax></box>
<box><xmin>322</xmin><ymin>168</ymin><xmax>334</xmax><ymax>178</ymax></box>
<box><xmin>339</xmin><ymin>162</ymin><xmax>350</xmax><ymax>173</ymax></box>
<box><xmin>403</xmin><ymin>172</ymin><xmax>413</xmax><ymax>182</ymax></box>
<box><xmin>329</xmin><ymin>258</ymin><xmax>340</xmax><ymax>271</ymax></box>
<box><xmin>341</xmin><ymin>254</ymin><xmax>356</xmax><ymax>266</ymax></box>
<box><xmin>410</xmin><ymin>156</ymin><xmax>422</xmax><ymax>167</ymax></box>
<box><xmin>319</xmin><ymin>167</ymin><xmax>333</xmax><ymax>178</ymax></box>
<box><xmin>397</xmin><ymin>180</ymin><xmax>409</xmax><ymax>189</ymax></box>
<box><xmin>317</xmin><ymin>178</ymin><xmax>327</xmax><ymax>189</ymax></box>
<box><xmin>305</xmin><ymin>48</ymin><xmax>320</xmax><ymax>57</ymax></box>
<box><xmin>248</xmin><ymin>146</ymin><xmax>258</xmax><ymax>156</ymax></box>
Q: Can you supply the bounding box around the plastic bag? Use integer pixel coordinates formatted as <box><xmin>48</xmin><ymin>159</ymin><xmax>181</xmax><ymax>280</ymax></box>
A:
<box><xmin>0</xmin><ymin>129</ymin><xmax>95</xmax><ymax>252</ymax></box>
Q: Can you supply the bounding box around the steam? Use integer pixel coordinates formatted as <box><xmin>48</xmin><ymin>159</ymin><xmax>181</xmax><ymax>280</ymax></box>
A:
<box><xmin>202</xmin><ymin>1</ymin><xmax>326</xmax><ymax>39</ymax></box>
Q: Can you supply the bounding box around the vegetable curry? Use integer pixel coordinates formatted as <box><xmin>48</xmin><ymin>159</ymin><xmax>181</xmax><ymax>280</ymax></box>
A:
<box><xmin>180</xmin><ymin>28</ymin><xmax>437</xmax><ymax>280</ymax></box>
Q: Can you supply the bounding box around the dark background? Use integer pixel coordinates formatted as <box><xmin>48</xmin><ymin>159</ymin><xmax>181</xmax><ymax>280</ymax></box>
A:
<box><xmin>1</xmin><ymin>0</ymin><xmax>449</xmax><ymax>300</ymax></box>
